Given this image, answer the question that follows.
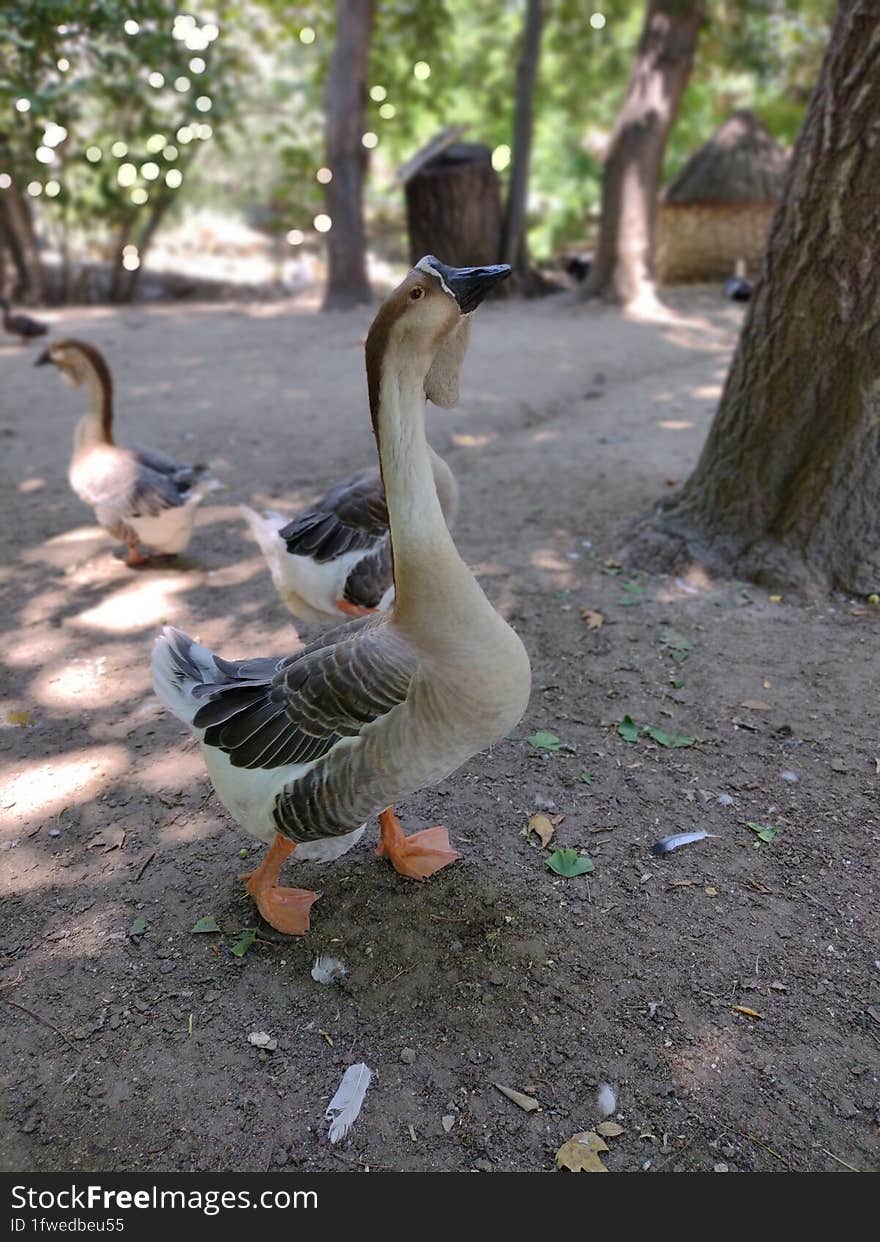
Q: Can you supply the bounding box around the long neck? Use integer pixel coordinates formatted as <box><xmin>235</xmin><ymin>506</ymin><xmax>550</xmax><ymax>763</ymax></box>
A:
<box><xmin>372</xmin><ymin>354</ymin><xmax>469</xmax><ymax>623</ymax></box>
<box><xmin>73</xmin><ymin>362</ymin><xmax>114</xmax><ymax>450</ymax></box>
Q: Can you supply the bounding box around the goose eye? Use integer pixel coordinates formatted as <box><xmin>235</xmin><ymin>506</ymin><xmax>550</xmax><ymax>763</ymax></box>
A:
<box><xmin>410</xmin><ymin>286</ymin><xmax>425</xmax><ymax>301</ymax></box>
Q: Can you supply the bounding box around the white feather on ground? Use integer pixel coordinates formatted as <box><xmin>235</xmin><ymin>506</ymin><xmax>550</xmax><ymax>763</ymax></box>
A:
<box><xmin>311</xmin><ymin>954</ymin><xmax>347</xmax><ymax>984</ymax></box>
<box><xmin>596</xmin><ymin>1082</ymin><xmax>617</xmax><ymax>1118</ymax></box>
<box><xmin>326</xmin><ymin>1062</ymin><xmax>372</xmax><ymax>1144</ymax></box>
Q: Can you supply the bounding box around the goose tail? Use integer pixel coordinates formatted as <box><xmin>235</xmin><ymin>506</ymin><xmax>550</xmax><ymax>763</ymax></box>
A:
<box><xmin>152</xmin><ymin>625</ymin><xmax>222</xmax><ymax>727</ymax></box>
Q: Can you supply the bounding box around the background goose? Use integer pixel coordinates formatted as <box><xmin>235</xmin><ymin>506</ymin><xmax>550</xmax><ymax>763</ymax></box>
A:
<box><xmin>2</xmin><ymin>297</ymin><xmax>49</xmax><ymax>344</ymax></box>
<box><xmin>153</xmin><ymin>255</ymin><xmax>531</xmax><ymax>935</ymax></box>
<box><xmin>241</xmin><ymin>448</ymin><xmax>458</xmax><ymax>622</ymax></box>
<box><xmin>36</xmin><ymin>338</ymin><xmax>217</xmax><ymax>565</ymax></box>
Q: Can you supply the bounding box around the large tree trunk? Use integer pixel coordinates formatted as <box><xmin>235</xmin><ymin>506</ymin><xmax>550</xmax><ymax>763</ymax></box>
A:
<box><xmin>322</xmin><ymin>0</ymin><xmax>374</xmax><ymax>310</ymax></box>
<box><xmin>627</xmin><ymin>0</ymin><xmax>880</xmax><ymax>597</ymax></box>
<box><xmin>405</xmin><ymin>144</ymin><xmax>503</xmax><ymax>268</ymax></box>
<box><xmin>500</xmin><ymin>0</ymin><xmax>543</xmax><ymax>290</ymax></box>
<box><xmin>581</xmin><ymin>0</ymin><xmax>703</xmax><ymax>307</ymax></box>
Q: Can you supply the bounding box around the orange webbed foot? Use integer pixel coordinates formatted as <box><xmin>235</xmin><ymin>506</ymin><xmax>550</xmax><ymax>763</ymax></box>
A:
<box><xmin>239</xmin><ymin>834</ymin><xmax>319</xmax><ymax>935</ymax></box>
<box><xmin>376</xmin><ymin>807</ymin><xmax>460</xmax><ymax>880</ymax></box>
<box><xmin>124</xmin><ymin>545</ymin><xmax>149</xmax><ymax>567</ymax></box>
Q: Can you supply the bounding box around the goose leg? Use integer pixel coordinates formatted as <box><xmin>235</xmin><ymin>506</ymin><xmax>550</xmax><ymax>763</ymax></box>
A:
<box><xmin>239</xmin><ymin>833</ymin><xmax>319</xmax><ymax>935</ymax></box>
<box><xmin>376</xmin><ymin>806</ymin><xmax>460</xmax><ymax>880</ymax></box>
<box><xmin>124</xmin><ymin>544</ymin><xmax>149</xmax><ymax>567</ymax></box>
<box><xmin>335</xmin><ymin>598</ymin><xmax>377</xmax><ymax>618</ymax></box>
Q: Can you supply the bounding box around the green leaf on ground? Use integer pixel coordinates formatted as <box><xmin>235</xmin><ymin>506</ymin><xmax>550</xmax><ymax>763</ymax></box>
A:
<box><xmin>129</xmin><ymin>916</ymin><xmax>147</xmax><ymax>937</ymax></box>
<box><xmin>231</xmin><ymin>928</ymin><xmax>257</xmax><ymax>958</ymax></box>
<box><xmin>645</xmin><ymin>725</ymin><xmax>695</xmax><ymax>748</ymax></box>
<box><xmin>670</xmin><ymin>677</ymin><xmax>685</xmax><ymax>689</ymax></box>
<box><xmin>529</xmin><ymin>731</ymin><xmax>561</xmax><ymax>750</ymax></box>
<box><xmin>618</xmin><ymin>715</ymin><xmax>639</xmax><ymax>743</ymax></box>
<box><xmin>580</xmin><ymin>771</ymin><xmax>592</xmax><ymax>784</ymax></box>
<box><xmin>546</xmin><ymin>848</ymin><xmax>595</xmax><ymax>878</ymax></box>
<box><xmin>747</xmin><ymin>822</ymin><xmax>779</xmax><ymax>843</ymax></box>
<box><xmin>192</xmin><ymin>915</ymin><xmax>220</xmax><ymax>934</ymax></box>
<box><xmin>659</xmin><ymin>628</ymin><xmax>695</xmax><ymax>663</ymax></box>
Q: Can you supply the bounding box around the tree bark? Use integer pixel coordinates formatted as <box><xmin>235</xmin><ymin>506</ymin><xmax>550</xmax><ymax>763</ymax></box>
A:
<box><xmin>627</xmin><ymin>0</ymin><xmax>880</xmax><ymax>597</ymax></box>
<box><xmin>405</xmin><ymin>144</ymin><xmax>503</xmax><ymax>268</ymax></box>
<box><xmin>581</xmin><ymin>0</ymin><xmax>703</xmax><ymax>307</ymax></box>
<box><xmin>322</xmin><ymin>0</ymin><xmax>374</xmax><ymax>310</ymax></box>
<box><xmin>500</xmin><ymin>0</ymin><xmax>543</xmax><ymax>289</ymax></box>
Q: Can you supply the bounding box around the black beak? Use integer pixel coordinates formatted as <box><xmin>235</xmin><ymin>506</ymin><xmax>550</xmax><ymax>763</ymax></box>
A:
<box><xmin>34</xmin><ymin>348</ymin><xmax>52</xmax><ymax>367</ymax></box>
<box><xmin>421</xmin><ymin>257</ymin><xmax>511</xmax><ymax>313</ymax></box>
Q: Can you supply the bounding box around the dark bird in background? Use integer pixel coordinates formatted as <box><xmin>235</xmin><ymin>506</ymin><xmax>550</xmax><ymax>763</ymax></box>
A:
<box><xmin>564</xmin><ymin>252</ymin><xmax>592</xmax><ymax>282</ymax></box>
<box><xmin>723</xmin><ymin>258</ymin><xmax>753</xmax><ymax>302</ymax></box>
<box><xmin>1</xmin><ymin>296</ymin><xmax>49</xmax><ymax>343</ymax></box>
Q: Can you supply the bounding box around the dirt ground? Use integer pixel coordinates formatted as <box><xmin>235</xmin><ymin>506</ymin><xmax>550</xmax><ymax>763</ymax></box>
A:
<box><xmin>1</xmin><ymin>288</ymin><xmax>878</xmax><ymax>1174</ymax></box>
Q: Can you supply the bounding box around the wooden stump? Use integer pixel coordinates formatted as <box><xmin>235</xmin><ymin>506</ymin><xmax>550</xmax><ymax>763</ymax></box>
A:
<box><xmin>405</xmin><ymin>143</ymin><xmax>502</xmax><ymax>268</ymax></box>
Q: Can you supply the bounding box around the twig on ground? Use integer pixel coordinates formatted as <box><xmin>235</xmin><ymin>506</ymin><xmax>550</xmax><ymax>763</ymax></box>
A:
<box><xmin>2</xmin><ymin>996</ymin><xmax>79</xmax><ymax>1051</ymax></box>
<box><xmin>133</xmin><ymin>852</ymin><xmax>156</xmax><ymax>883</ymax></box>
<box><xmin>822</xmin><ymin>1149</ymin><xmax>859</xmax><ymax>1172</ymax></box>
<box><xmin>741</xmin><ymin>1131</ymin><xmax>792</xmax><ymax>1169</ymax></box>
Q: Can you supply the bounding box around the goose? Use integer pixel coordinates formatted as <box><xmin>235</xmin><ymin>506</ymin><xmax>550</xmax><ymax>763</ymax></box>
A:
<box><xmin>36</xmin><ymin>338</ymin><xmax>217</xmax><ymax>565</ymax></box>
<box><xmin>1</xmin><ymin>297</ymin><xmax>49</xmax><ymax>344</ymax></box>
<box><xmin>723</xmin><ymin>257</ymin><xmax>753</xmax><ymax>302</ymax></box>
<box><xmin>152</xmin><ymin>255</ymin><xmax>531</xmax><ymax>935</ymax></box>
<box><xmin>240</xmin><ymin>447</ymin><xmax>459</xmax><ymax>622</ymax></box>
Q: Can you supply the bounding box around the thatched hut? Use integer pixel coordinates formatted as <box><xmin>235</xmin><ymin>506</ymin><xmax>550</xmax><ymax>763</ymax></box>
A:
<box><xmin>657</xmin><ymin>110</ymin><xmax>789</xmax><ymax>283</ymax></box>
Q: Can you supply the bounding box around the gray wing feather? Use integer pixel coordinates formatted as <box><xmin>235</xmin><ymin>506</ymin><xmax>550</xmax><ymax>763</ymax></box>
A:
<box><xmin>279</xmin><ymin>468</ymin><xmax>388</xmax><ymax>563</ymax></box>
<box><xmin>193</xmin><ymin>615</ymin><xmax>416</xmax><ymax>771</ymax></box>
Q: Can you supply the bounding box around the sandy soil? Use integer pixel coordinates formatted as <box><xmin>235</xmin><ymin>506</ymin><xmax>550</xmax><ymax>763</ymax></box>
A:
<box><xmin>1</xmin><ymin>289</ymin><xmax>878</xmax><ymax>1174</ymax></box>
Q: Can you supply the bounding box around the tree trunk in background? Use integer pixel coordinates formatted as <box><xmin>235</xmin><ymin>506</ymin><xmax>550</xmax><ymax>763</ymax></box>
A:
<box><xmin>500</xmin><ymin>0</ymin><xmax>543</xmax><ymax>290</ymax></box>
<box><xmin>323</xmin><ymin>0</ymin><xmax>374</xmax><ymax>310</ymax></box>
<box><xmin>581</xmin><ymin>0</ymin><xmax>703</xmax><ymax>307</ymax></box>
<box><xmin>405</xmin><ymin>144</ymin><xmax>503</xmax><ymax>268</ymax></box>
<box><xmin>627</xmin><ymin>1</ymin><xmax>880</xmax><ymax>596</ymax></box>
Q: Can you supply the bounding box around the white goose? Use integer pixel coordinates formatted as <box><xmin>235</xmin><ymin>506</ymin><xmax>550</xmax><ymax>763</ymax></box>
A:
<box><xmin>37</xmin><ymin>339</ymin><xmax>216</xmax><ymax>565</ymax></box>
<box><xmin>152</xmin><ymin>256</ymin><xmax>531</xmax><ymax>935</ymax></box>
<box><xmin>241</xmin><ymin>445</ymin><xmax>458</xmax><ymax>622</ymax></box>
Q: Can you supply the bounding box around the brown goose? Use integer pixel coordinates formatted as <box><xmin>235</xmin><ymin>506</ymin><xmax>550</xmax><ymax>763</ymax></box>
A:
<box><xmin>1</xmin><ymin>297</ymin><xmax>49</xmax><ymax>344</ymax></box>
<box><xmin>152</xmin><ymin>256</ymin><xmax>531</xmax><ymax>935</ymax></box>
<box><xmin>240</xmin><ymin>448</ymin><xmax>458</xmax><ymax>622</ymax></box>
<box><xmin>36</xmin><ymin>338</ymin><xmax>217</xmax><ymax>564</ymax></box>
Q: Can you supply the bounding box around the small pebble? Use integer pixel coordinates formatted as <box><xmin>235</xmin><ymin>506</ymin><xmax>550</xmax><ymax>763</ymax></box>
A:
<box><xmin>717</xmin><ymin>793</ymin><xmax>734</xmax><ymax>806</ymax></box>
<box><xmin>533</xmin><ymin>795</ymin><xmax>556</xmax><ymax>812</ymax></box>
<box><xmin>779</xmin><ymin>770</ymin><xmax>799</xmax><ymax>783</ymax></box>
<box><xmin>48</xmin><ymin>828</ymin><xmax>61</xmax><ymax>838</ymax></box>
<box><xmin>400</xmin><ymin>1047</ymin><xmax>416</xmax><ymax>1065</ymax></box>
<box><xmin>714</xmin><ymin>1163</ymin><xmax>729</xmax><ymax>1173</ymax></box>
<box><xmin>442</xmin><ymin>1115</ymin><xmax>455</xmax><ymax>1134</ymax></box>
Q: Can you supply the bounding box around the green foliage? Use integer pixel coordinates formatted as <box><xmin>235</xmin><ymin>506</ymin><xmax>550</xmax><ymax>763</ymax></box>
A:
<box><xmin>1</xmin><ymin>1</ymin><xmax>834</xmax><ymax>289</ymax></box>
<box><xmin>0</xmin><ymin>3</ymin><xmax>243</xmax><ymax>279</ymax></box>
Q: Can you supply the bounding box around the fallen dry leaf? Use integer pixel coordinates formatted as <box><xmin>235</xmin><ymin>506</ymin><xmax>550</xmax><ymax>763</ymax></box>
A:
<box><xmin>5</xmin><ymin>709</ymin><xmax>36</xmax><ymax>728</ymax></box>
<box><xmin>581</xmin><ymin>609</ymin><xmax>605</xmax><ymax>630</ymax></box>
<box><xmin>740</xmin><ymin>700</ymin><xmax>771</xmax><ymax>711</ymax></box>
<box><xmin>704</xmin><ymin>886</ymin><xmax>718</xmax><ymax>897</ymax></box>
<box><xmin>556</xmin><ymin>1130</ymin><xmax>609</xmax><ymax>1172</ymax></box>
<box><xmin>494</xmin><ymin>1083</ymin><xmax>540</xmax><ymax>1113</ymax></box>
<box><xmin>732</xmin><ymin>1005</ymin><xmax>763</xmax><ymax>1020</ymax></box>
<box><xmin>596</xmin><ymin>1121</ymin><xmax>624</xmax><ymax>1138</ymax></box>
<box><xmin>525</xmin><ymin>813</ymin><xmax>555</xmax><ymax>849</ymax></box>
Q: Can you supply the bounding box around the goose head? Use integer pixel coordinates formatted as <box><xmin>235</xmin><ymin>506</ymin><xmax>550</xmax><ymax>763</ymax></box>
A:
<box><xmin>35</xmin><ymin>338</ymin><xmax>110</xmax><ymax>390</ymax></box>
<box><xmin>366</xmin><ymin>256</ymin><xmax>510</xmax><ymax>411</ymax></box>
